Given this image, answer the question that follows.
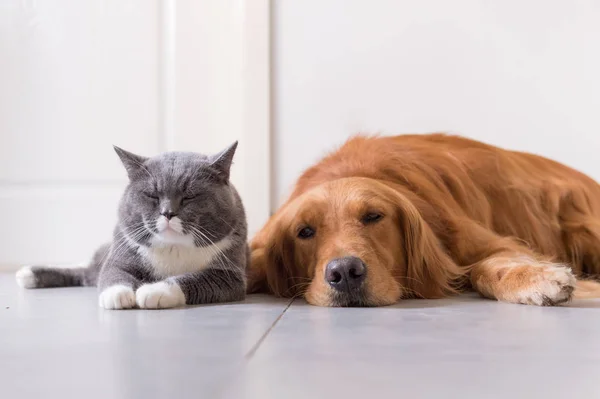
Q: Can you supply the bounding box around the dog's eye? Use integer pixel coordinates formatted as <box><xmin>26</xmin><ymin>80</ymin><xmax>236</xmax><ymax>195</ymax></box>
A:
<box><xmin>297</xmin><ymin>226</ymin><xmax>316</xmax><ymax>239</ymax></box>
<box><xmin>362</xmin><ymin>212</ymin><xmax>383</xmax><ymax>224</ymax></box>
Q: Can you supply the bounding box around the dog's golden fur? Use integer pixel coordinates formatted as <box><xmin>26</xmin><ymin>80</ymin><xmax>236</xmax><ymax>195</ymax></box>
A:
<box><xmin>249</xmin><ymin>134</ymin><xmax>600</xmax><ymax>306</ymax></box>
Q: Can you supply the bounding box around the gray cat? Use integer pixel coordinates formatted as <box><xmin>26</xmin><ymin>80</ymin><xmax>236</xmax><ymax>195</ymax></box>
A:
<box><xmin>15</xmin><ymin>143</ymin><xmax>248</xmax><ymax>309</ymax></box>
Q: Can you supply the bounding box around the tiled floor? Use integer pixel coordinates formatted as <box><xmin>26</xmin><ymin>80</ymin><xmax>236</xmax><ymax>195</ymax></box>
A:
<box><xmin>2</xmin><ymin>273</ymin><xmax>600</xmax><ymax>399</ymax></box>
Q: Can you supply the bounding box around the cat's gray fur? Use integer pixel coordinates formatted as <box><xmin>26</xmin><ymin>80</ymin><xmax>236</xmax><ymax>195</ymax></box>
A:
<box><xmin>16</xmin><ymin>143</ymin><xmax>248</xmax><ymax>309</ymax></box>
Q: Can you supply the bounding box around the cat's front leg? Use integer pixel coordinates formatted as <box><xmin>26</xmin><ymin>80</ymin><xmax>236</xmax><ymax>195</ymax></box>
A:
<box><xmin>177</xmin><ymin>267</ymin><xmax>246</xmax><ymax>305</ymax></box>
<box><xmin>136</xmin><ymin>268</ymin><xmax>246</xmax><ymax>309</ymax></box>
<box><xmin>97</xmin><ymin>267</ymin><xmax>143</xmax><ymax>310</ymax></box>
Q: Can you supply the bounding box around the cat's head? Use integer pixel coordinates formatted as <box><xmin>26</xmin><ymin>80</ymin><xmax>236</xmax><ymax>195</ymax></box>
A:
<box><xmin>113</xmin><ymin>143</ymin><xmax>240</xmax><ymax>248</ymax></box>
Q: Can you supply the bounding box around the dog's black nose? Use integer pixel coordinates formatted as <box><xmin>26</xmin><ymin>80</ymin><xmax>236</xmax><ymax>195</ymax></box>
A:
<box><xmin>325</xmin><ymin>256</ymin><xmax>367</xmax><ymax>292</ymax></box>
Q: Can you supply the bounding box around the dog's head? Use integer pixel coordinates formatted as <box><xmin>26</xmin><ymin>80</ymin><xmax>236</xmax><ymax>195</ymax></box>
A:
<box><xmin>248</xmin><ymin>177</ymin><xmax>464</xmax><ymax>307</ymax></box>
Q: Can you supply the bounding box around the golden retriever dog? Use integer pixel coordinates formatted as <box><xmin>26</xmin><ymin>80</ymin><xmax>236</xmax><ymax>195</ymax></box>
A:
<box><xmin>248</xmin><ymin>134</ymin><xmax>600</xmax><ymax>307</ymax></box>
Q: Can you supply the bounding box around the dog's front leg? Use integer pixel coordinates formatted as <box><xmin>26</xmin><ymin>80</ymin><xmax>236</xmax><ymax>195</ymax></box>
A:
<box><xmin>454</xmin><ymin>222</ymin><xmax>576</xmax><ymax>306</ymax></box>
<box><xmin>469</xmin><ymin>251</ymin><xmax>576</xmax><ymax>306</ymax></box>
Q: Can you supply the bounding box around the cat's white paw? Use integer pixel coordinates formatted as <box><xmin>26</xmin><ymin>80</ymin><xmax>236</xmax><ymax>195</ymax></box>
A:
<box><xmin>16</xmin><ymin>266</ymin><xmax>36</xmax><ymax>289</ymax></box>
<box><xmin>98</xmin><ymin>285</ymin><xmax>136</xmax><ymax>310</ymax></box>
<box><xmin>136</xmin><ymin>281</ymin><xmax>185</xmax><ymax>309</ymax></box>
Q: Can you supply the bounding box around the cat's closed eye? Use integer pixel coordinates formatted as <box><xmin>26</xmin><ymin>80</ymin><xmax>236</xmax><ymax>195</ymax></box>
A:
<box><xmin>181</xmin><ymin>194</ymin><xmax>199</xmax><ymax>204</ymax></box>
<box><xmin>144</xmin><ymin>192</ymin><xmax>159</xmax><ymax>201</ymax></box>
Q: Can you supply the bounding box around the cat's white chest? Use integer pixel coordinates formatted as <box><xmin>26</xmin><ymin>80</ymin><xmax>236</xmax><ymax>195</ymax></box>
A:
<box><xmin>138</xmin><ymin>236</ymin><xmax>233</xmax><ymax>278</ymax></box>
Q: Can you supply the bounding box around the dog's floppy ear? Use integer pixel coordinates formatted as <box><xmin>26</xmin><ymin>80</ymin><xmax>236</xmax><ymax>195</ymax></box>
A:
<box><xmin>395</xmin><ymin>193</ymin><xmax>466</xmax><ymax>298</ymax></box>
<box><xmin>246</xmin><ymin>245</ymin><xmax>269</xmax><ymax>294</ymax></box>
<box><xmin>247</xmin><ymin>215</ymin><xmax>302</xmax><ymax>297</ymax></box>
<box><xmin>264</xmin><ymin>229</ymin><xmax>300</xmax><ymax>297</ymax></box>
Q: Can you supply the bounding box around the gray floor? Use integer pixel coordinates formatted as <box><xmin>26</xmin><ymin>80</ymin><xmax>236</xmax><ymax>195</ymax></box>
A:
<box><xmin>2</xmin><ymin>273</ymin><xmax>600</xmax><ymax>399</ymax></box>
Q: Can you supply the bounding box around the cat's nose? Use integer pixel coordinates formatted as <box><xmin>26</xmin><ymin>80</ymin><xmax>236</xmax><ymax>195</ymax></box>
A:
<box><xmin>161</xmin><ymin>210</ymin><xmax>177</xmax><ymax>220</ymax></box>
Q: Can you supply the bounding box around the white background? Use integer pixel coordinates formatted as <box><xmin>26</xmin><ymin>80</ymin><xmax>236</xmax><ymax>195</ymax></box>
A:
<box><xmin>0</xmin><ymin>0</ymin><xmax>269</xmax><ymax>268</ymax></box>
<box><xmin>272</xmin><ymin>0</ymin><xmax>600</xmax><ymax>206</ymax></box>
<box><xmin>2</xmin><ymin>0</ymin><xmax>600</xmax><ymax>267</ymax></box>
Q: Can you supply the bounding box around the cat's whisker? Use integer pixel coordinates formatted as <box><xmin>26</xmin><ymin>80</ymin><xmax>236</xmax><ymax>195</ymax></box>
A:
<box><xmin>104</xmin><ymin>229</ymin><xmax>148</xmax><ymax>268</ymax></box>
<box><xmin>188</xmin><ymin>227</ymin><xmax>231</xmax><ymax>269</ymax></box>
<box><xmin>190</xmin><ymin>235</ymin><xmax>235</xmax><ymax>281</ymax></box>
<box><xmin>192</xmin><ymin>224</ymin><xmax>219</xmax><ymax>239</ymax></box>
<box><xmin>190</xmin><ymin>233</ymin><xmax>235</xmax><ymax>282</ymax></box>
<box><xmin>189</xmin><ymin>228</ymin><xmax>210</xmax><ymax>247</ymax></box>
<box><xmin>105</xmin><ymin>225</ymin><xmax>150</xmax><ymax>258</ymax></box>
<box><xmin>207</xmin><ymin>216</ymin><xmax>236</xmax><ymax>236</ymax></box>
<box><xmin>105</xmin><ymin>225</ymin><xmax>147</xmax><ymax>256</ymax></box>
<box><xmin>187</xmin><ymin>226</ymin><xmax>239</xmax><ymax>282</ymax></box>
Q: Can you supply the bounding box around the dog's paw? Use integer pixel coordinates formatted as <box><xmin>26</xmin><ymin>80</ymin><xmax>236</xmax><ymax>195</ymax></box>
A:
<box><xmin>16</xmin><ymin>266</ymin><xmax>37</xmax><ymax>289</ymax></box>
<box><xmin>498</xmin><ymin>263</ymin><xmax>576</xmax><ymax>306</ymax></box>
<box><xmin>136</xmin><ymin>281</ymin><xmax>185</xmax><ymax>309</ymax></box>
<box><xmin>98</xmin><ymin>285</ymin><xmax>136</xmax><ymax>310</ymax></box>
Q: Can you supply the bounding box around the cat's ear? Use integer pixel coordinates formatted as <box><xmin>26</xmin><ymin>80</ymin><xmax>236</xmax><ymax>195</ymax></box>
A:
<box><xmin>209</xmin><ymin>141</ymin><xmax>238</xmax><ymax>181</ymax></box>
<box><xmin>113</xmin><ymin>146</ymin><xmax>149</xmax><ymax>180</ymax></box>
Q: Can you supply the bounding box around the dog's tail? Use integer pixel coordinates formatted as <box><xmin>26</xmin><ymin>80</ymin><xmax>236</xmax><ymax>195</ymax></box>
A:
<box><xmin>15</xmin><ymin>243</ymin><xmax>110</xmax><ymax>289</ymax></box>
<box><xmin>574</xmin><ymin>279</ymin><xmax>600</xmax><ymax>299</ymax></box>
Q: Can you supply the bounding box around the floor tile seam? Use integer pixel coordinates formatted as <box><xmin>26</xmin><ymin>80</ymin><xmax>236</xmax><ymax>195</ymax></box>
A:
<box><xmin>243</xmin><ymin>297</ymin><xmax>295</xmax><ymax>360</ymax></box>
<box><xmin>212</xmin><ymin>299</ymin><xmax>295</xmax><ymax>399</ymax></box>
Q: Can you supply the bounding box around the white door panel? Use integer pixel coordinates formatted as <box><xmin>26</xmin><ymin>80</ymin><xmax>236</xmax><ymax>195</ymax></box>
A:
<box><xmin>273</xmin><ymin>0</ymin><xmax>600</xmax><ymax>206</ymax></box>
<box><xmin>0</xmin><ymin>185</ymin><xmax>123</xmax><ymax>265</ymax></box>
<box><xmin>0</xmin><ymin>0</ymin><xmax>270</xmax><ymax>269</ymax></box>
<box><xmin>0</xmin><ymin>0</ymin><xmax>160</xmax><ymax>182</ymax></box>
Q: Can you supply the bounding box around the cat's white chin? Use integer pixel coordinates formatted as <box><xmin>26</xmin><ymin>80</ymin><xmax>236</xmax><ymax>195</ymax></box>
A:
<box><xmin>153</xmin><ymin>216</ymin><xmax>194</xmax><ymax>247</ymax></box>
<box><xmin>152</xmin><ymin>230</ymin><xmax>195</xmax><ymax>247</ymax></box>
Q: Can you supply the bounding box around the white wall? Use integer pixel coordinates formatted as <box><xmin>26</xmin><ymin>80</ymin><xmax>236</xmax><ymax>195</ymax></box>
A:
<box><xmin>0</xmin><ymin>0</ymin><xmax>270</xmax><ymax>268</ymax></box>
<box><xmin>273</xmin><ymin>0</ymin><xmax>600</xmax><ymax>207</ymax></box>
